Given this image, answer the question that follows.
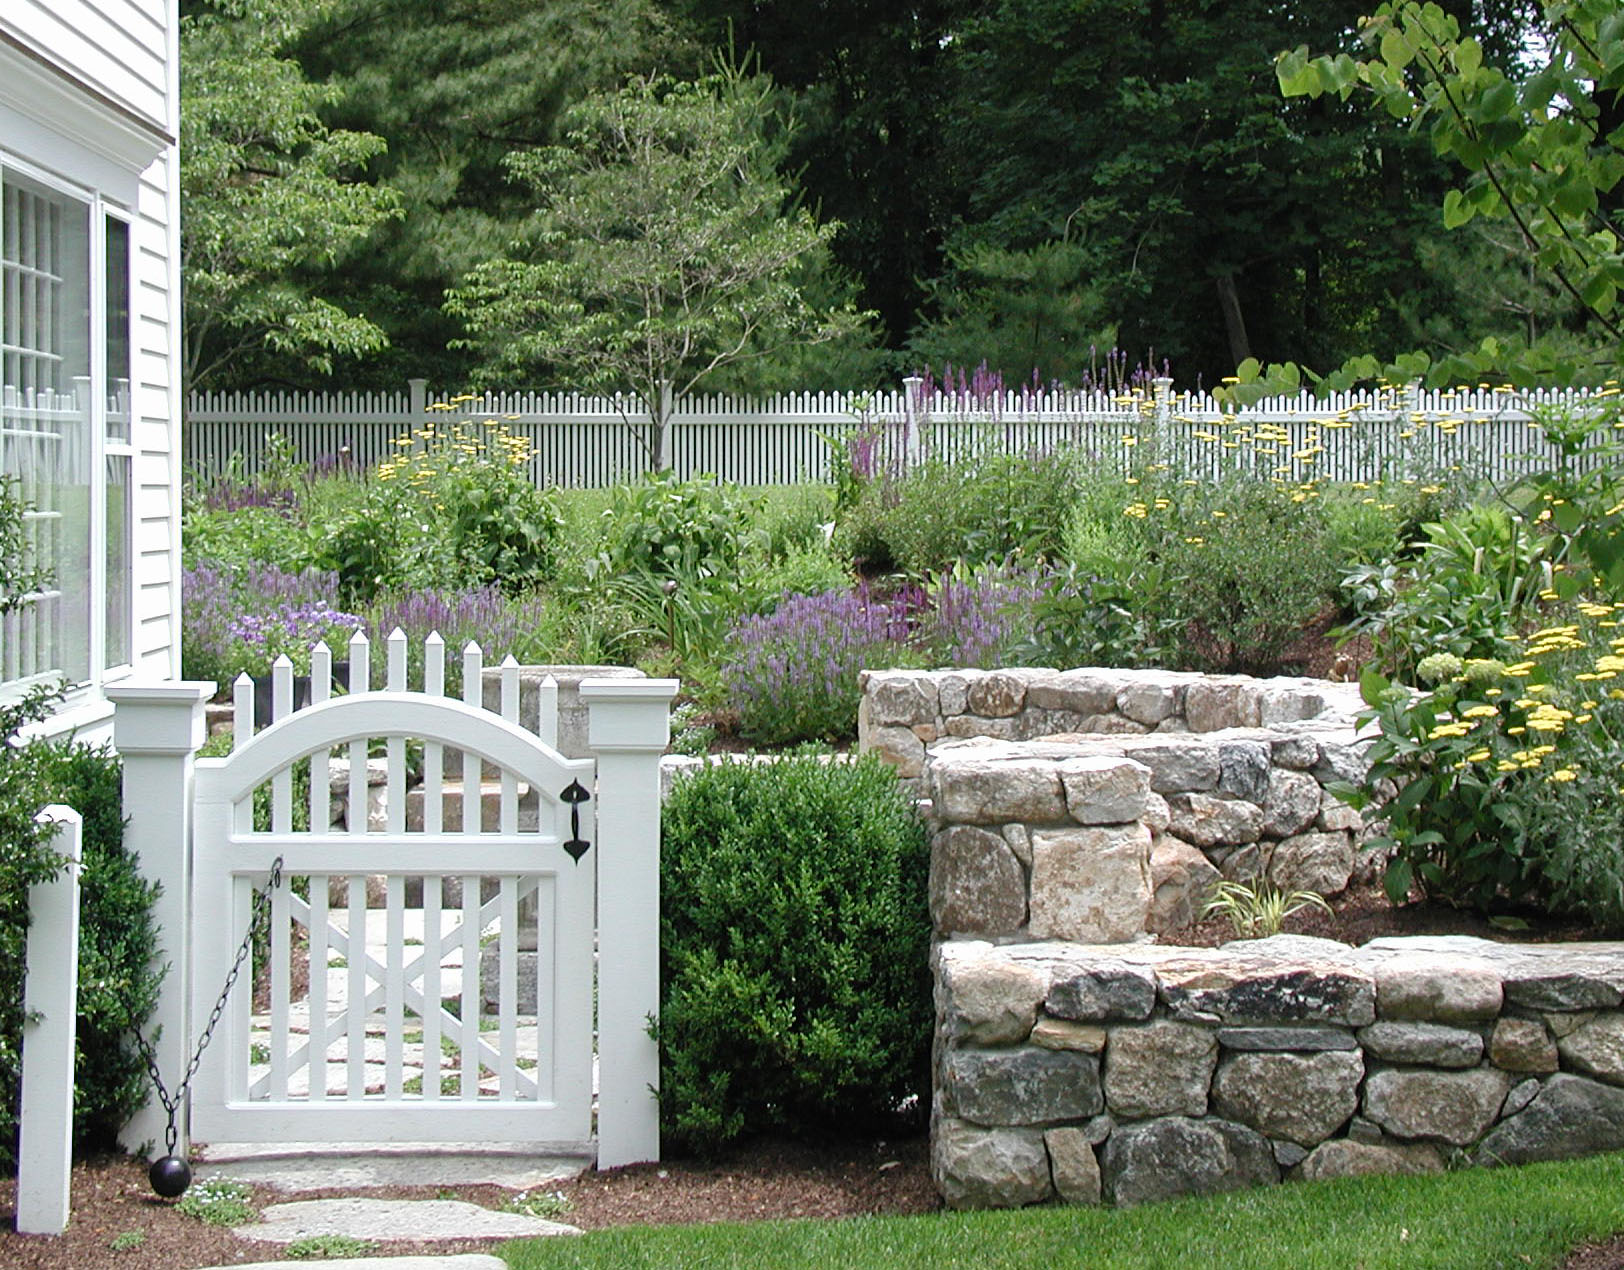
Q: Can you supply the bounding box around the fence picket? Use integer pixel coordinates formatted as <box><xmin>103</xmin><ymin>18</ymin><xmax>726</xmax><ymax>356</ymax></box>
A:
<box><xmin>498</xmin><ymin>877</ymin><xmax>517</xmax><ymax>1099</ymax></box>
<box><xmin>462</xmin><ymin>643</ymin><xmax>482</xmax><ymax>834</ymax></box>
<box><xmin>422</xmin><ymin>879</ymin><xmax>442</xmax><ymax>1102</ymax></box>
<box><xmin>385</xmin><ymin>874</ymin><xmax>405</xmax><ymax>1099</ymax></box>
<box><xmin>348</xmin><ymin>631</ymin><xmax>369</xmax><ymax>835</ymax></box>
<box><xmin>423</xmin><ymin>633</ymin><xmax>444</xmax><ymax>836</ymax></box>
<box><xmin>386</xmin><ymin>629</ymin><xmax>407</xmax><ymax>837</ymax></box>
<box><xmin>500</xmin><ymin>656</ymin><xmax>519</xmax><ymax>837</ymax></box>
<box><xmin>346</xmin><ymin>875</ymin><xmax>366</xmax><ymax>1099</ymax></box>
<box><xmin>308</xmin><ymin>878</ymin><xmax>329</xmax><ymax>1102</ymax></box>
<box><xmin>309</xmin><ymin>643</ymin><xmax>331</xmax><ymax>833</ymax></box>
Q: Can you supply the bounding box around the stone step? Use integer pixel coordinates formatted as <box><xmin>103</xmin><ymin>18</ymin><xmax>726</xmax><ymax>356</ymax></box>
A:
<box><xmin>195</xmin><ymin>1141</ymin><xmax>591</xmax><ymax>1192</ymax></box>
<box><xmin>234</xmin><ymin>1197</ymin><xmax>581</xmax><ymax>1244</ymax></box>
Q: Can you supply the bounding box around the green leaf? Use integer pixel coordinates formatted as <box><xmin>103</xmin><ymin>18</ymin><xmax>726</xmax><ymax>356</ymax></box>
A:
<box><xmin>1359</xmin><ymin>665</ymin><xmax>1391</xmax><ymax>709</ymax></box>
<box><xmin>1381</xmin><ymin>26</ymin><xmax>1414</xmax><ymax>71</ymax></box>
<box><xmin>1384</xmin><ymin>856</ymin><xmax>1414</xmax><ymax>905</ymax></box>
<box><xmin>1442</xmin><ymin>188</ymin><xmax>1473</xmax><ymax>229</ymax></box>
<box><xmin>1452</xmin><ymin>37</ymin><xmax>1482</xmax><ymax>77</ymax></box>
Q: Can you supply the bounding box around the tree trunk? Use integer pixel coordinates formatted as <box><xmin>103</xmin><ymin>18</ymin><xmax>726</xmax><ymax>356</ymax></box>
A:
<box><xmin>1214</xmin><ymin>272</ymin><xmax>1253</xmax><ymax>366</ymax></box>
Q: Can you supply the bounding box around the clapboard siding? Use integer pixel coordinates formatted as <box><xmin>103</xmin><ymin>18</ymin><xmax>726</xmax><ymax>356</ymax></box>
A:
<box><xmin>2</xmin><ymin>0</ymin><xmax>168</xmax><ymax>133</ymax></box>
<box><xmin>131</xmin><ymin>145</ymin><xmax>177</xmax><ymax>679</ymax></box>
<box><xmin>0</xmin><ymin>0</ymin><xmax>180</xmax><ymax>723</ymax></box>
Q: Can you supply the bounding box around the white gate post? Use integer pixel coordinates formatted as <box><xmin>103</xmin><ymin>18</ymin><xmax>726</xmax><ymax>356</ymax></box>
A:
<box><xmin>902</xmin><ymin>375</ymin><xmax>925</xmax><ymax>471</ymax></box>
<box><xmin>581</xmin><ymin>677</ymin><xmax>679</xmax><ymax>1170</ymax></box>
<box><xmin>106</xmin><ymin>682</ymin><xmax>214</xmax><ymax>1159</ymax></box>
<box><xmin>18</xmin><ymin>806</ymin><xmax>82</xmax><ymax>1236</ymax></box>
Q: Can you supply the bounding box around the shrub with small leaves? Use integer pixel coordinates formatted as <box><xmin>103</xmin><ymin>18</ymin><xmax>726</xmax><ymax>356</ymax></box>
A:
<box><xmin>600</xmin><ymin>470</ymin><xmax>760</xmax><ymax>580</ymax></box>
<box><xmin>658</xmin><ymin>756</ymin><xmax>931</xmax><ymax>1154</ymax></box>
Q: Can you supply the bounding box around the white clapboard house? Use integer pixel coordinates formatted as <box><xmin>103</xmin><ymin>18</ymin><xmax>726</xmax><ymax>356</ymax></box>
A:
<box><xmin>0</xmin><ymin>1</ymin><xmax>181</xmax><ymax>740</ymax></box>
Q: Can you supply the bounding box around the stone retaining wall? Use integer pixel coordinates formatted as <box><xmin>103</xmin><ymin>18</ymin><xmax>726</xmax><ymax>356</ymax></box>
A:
<box><xmin>934</xmin><ymin>935</ymin><xmax>1624</xmax><ymax>1208</ymax></box>
<box><xmin>859</xmin><ymin>667</ymin><xmax>1366</xmax><ymax>780</ymax></box>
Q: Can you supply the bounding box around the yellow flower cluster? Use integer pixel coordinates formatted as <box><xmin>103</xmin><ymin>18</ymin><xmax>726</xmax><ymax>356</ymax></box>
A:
<box><xmin>376</xmin><ymin>419</ymin><xmax>534</xmax><ymax>485</ymax></box>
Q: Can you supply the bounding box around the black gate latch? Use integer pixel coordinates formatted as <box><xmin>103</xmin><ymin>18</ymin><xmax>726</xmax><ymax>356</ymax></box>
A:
<box><xmin>561</xmin><ymin>780</ymin><xmax>591</xmax><ymax>862</ymax></box>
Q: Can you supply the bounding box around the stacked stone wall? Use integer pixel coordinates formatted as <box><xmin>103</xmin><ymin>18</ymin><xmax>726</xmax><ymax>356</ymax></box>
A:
<box><xmin>860</xmin><ymin>667</ymin><xmax>1624</xmax><ymax>1207</ymax></box>
<box><xmin>863</xmin><ymin>668</ymin><xmax>1376</xmax><ymax>942</ymax></box>
<box><xmin>859</xmin><ymin>667</ymin><xmax>1366</xmax><ymax>781</ymax></box>
<box><xmin>934</xmin><ymin>936</ymin><xmax>1624</xmax><ymax>1208</ymax></box>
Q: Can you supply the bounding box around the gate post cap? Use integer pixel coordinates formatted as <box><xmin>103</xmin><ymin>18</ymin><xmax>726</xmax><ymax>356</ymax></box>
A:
<box><xmin>581</xmin><ymin>678</ymin><xmax>679</xmax><ymax>752</ymax></box>
<box><xmin>106</xmin><ymin>682</ymin><xmax>215</xmax><ymax>754</ymax></box>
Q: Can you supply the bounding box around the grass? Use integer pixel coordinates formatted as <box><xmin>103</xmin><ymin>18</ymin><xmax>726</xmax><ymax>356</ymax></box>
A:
<box><xmin>497</xmin><ymin>1150</ymin><xmax>1624</xmax><ymax>1269</ymax></box>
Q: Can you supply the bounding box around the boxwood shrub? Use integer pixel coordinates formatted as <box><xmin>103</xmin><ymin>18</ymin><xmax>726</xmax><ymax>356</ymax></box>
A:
<box><xmin>0</xmin><ymin>694</ymin><xmax>159</xmax><ymax>1167</ymax></box>
<box><xmin>658</xmin><ymin>755</ymin><xmax>932</xmax><ymax>1154</ymax></box>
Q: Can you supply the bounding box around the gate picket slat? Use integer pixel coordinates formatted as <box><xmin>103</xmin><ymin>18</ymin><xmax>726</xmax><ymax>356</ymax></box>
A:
<box><xmin>308</xmin><ymin>877</ymin><xmax>329</xmax><ymax>1102</ymax></box>
<box><xmin>232</xmin><ymin>672</ymin><xmax>253</xmax><ymax>748</ymax></box>
<box><xmin>386</xmin><ymin>630</ymin><xmax>407</xmax><ymax>836</ymax></box>
<box><xmin>422</xmin><ymin>880</ymin><xmax>442</xmax><ymax>1101</ymax></box>
<box><xmin>500</xmin><ymin>657</ymin><xmax>519</xmax><ymax>836</ymax></box>
<box><xmin>230</xmin><ymin>876</ymin><xmax>251</xmax><ymax>1103</ymax></box>
<box><xmin>460</xmin><ymin>878</ymin><xmax>479</xmax><ymax>1100</ymax></box>
<box><xmin>462</xmin><ymin>644</ymin><xmax>482</xmax><ymax>834</ymax></box>
<box><xmin>347</xmin><ymin>876</ymin><xmax>366</xmax><ymax>1099</ymax></box>
<box><xmin>499</xmin><ymin>877</ymin><xmax>517</xmax><ymax>1099</ymax></box>
<box><xmin>423</xmin><ymin>634</ymin><xmax>445</xmax><ymax>835</ymax></box>
<box><xmin>310</xmin><ymin>644</ymin><xmax>332</xmax><ymax>834</ymax></box>
<box><xmin>272</xmin><ymin>658</ymin><xmax>293</xmax><ymax>834</ymax></box>
<box><xmin>385</xmin><ymin>875</ymin><xmax>405</xmax><ymax>1098</ymax></box>
<box><xmin>347</xmin><ymin>633</ymin><xmax>370</xmax><ymax>835</ymax></box>
<box><xmin>539</xmin><ymin>675</ymin><xmax>558</xmax><ymax>752</ymax></box>
<box><xmin>269</xmin><ymin>876</ymin><xmax>290</xmax><ymax>1098</ymax></box>
<box><xmin>534</xmin><ymin>875</ymin><xmax>553</xmax><ymax>1103</ymax></box>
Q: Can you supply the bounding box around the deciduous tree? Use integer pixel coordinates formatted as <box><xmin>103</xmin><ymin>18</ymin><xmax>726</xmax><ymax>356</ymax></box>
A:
<box><xmin>1242</xmin><ymin>0</ymin><xmax>1623</xmax><ymax>398</ymax></box>
<box><xmin>445</xmin><ymin>66</ymin><xmax>868</xmax><ymax>466</ymax></box>
<box><xmin>181</xmin><ymin>0</ymin><xmax>401</xmax><ymax>391</ymax></box>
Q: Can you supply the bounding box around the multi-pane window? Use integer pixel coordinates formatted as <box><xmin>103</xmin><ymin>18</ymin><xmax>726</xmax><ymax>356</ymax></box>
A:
<box><xmin>0</xmin><ymin>162</ymin><xmax>132</xmax><ymax>692</ymax></box>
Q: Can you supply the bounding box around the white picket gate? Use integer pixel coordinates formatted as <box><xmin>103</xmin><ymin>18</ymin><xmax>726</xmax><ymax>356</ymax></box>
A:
<box><xmin>107</xmin><ymin>633</ymin><xmax>677</xmax><ymax>1167</ymax></box>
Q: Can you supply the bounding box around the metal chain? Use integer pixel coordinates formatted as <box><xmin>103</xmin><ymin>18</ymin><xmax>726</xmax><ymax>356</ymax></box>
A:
<box><xmin>129</xmin><ymin>857</ymin><xmax>284</xmax><ymax>1156</ymax></box>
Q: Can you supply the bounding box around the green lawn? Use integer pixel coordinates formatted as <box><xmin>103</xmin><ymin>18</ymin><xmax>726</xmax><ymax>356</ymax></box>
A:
<box><xmin>500</xmin><ymin>1150</ymin><xmax>1624</xmax><ymax>1269</ymax></box>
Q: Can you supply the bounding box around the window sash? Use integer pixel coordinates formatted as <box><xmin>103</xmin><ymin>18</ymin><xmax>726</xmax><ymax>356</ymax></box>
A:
<box><xmin>0</xmin><ymin>157</ymin><xmax>131</xmax><ymax>692</ymax></box>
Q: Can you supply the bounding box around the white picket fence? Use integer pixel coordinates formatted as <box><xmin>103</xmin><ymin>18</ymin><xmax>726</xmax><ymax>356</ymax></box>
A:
<box><xmin>184</xmin><ymin>378</ymin><xmax>1623</xmax><ymax>489</ymax></box>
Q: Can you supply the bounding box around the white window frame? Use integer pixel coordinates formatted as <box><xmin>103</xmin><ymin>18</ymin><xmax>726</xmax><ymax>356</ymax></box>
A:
<box><xmin>0</xmin><ymin>148</ymin><xmax>133</xmax><ymax>702</ymax></box>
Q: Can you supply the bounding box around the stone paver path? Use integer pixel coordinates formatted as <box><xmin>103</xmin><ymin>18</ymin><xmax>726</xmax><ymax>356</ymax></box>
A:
<box><xmin>238</xmin><ymin>1197</ymin><xmax>580</xmax><ymax>1243</ymax></box>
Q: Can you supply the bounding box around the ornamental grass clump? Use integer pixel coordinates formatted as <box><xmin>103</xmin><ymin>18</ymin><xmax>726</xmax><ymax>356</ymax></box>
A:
<box><xmin>722</xmin><ymin>587</ymin><xmax>915</xmax><ymax>745</ymax></box>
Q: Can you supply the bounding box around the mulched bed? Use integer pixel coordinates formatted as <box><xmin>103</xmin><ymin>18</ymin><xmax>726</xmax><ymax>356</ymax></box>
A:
<box><xmin>0</xmin><ymin>1135</ymin><xmax>937</xmax><ymax>1270</ymax></box>
<box><xmin>1161</xmin><ymin>878</ymin><xmax>1618</xmax><ymax>949</ymax></box>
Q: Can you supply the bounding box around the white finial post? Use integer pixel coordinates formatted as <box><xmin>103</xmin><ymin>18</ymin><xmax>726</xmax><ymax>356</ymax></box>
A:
<box><xmin>581</xmin><ymin>676</ymin><xmax>680</xmax><ymax>1169</ymax></box>
<box><xmin>17</xmin><ymin>806</ymin><xmax>82</xmax><ymax>1234</ymax></box>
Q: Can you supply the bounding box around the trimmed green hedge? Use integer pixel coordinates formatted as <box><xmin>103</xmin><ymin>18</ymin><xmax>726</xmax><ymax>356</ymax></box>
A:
<box><xmin>1</xmin><ymin>692</ymin><xmax>159</xmax><ymax>1167</ymax></box>
<box><xmin>657</xmin><ymin>755</ymin><xmax>933</xmax><ymax>1154</ymax></box>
